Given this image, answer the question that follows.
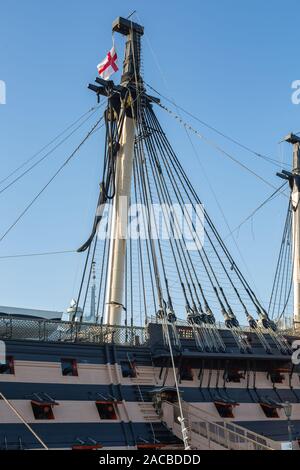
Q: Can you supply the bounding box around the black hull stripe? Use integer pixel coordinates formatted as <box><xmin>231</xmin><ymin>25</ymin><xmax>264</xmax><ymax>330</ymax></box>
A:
<box><xmin>0</xmin><ymin>420</ymin><xmax>299</xmax><ymax>448</ymax></box>
<box><xmin>0</xmin><ymin>422</ymin><xmax>180</xmax><ymax>449</ymax></box>
<box><xmin>0</xmin><ymin>381</ymin><xmax>299</xmax><ymax>403</ymax></box>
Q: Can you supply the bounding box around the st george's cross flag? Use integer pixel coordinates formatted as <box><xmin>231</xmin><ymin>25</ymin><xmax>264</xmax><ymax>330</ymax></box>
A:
<box><xmin>97</xmin><ymin>46</ymin><xmax>118</xmax><ymax>80</ymax></box>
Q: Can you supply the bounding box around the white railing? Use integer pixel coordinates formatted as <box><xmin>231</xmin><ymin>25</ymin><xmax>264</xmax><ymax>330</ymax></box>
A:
<box><xmin>162</xmin><ymin>401</ymin><xmax>279</xmax><ymax>450</ymax></box>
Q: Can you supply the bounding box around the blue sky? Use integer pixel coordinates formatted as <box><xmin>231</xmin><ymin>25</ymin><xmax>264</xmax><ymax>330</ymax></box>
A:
<box><xmin>0</xmin><ymin>0</ymin><xmax>299</xmax><ymax>320</ymax></box>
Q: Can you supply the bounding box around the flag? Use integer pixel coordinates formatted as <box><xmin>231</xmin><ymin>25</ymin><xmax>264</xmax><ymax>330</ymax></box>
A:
<box><xmin>97</xmin><ymin>46</ymin><xmax>118</xmax><ymax>80</ymax></box>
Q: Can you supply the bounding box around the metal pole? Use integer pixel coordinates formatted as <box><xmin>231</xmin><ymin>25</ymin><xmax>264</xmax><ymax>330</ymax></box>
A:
<box><xmin>282</xmin><ymin>401</ymin><xmax>293</xmax><ymax>450</ymax></box>
<box><xmin>283</xmin><ymin>134</ymin><xmax>300</xmax><ymax>329</ymax></box>
<box><xmin>287</xmin><ymin>417</ymin><xmax>293</xmax><ymax>448</ymax></box>
<box><xmin>90</xmin><ymin>261</ymin><xmax>96</xmax><ymax>322</ymax></box>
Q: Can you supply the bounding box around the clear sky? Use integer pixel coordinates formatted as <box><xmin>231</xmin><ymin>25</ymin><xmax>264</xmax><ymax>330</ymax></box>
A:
<box><xmin>0</xmin><ymin>0</ymin><xmax>299</xmax><ymax>321</ymax></box>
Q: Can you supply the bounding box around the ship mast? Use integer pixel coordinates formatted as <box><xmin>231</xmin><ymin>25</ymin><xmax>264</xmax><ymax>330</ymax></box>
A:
<box><xmin>76</xmin><ymin>16</ymin><xmax>290</xmax><ymax>360</ymax></box>
<box><xmin>282</xmin><ymin>133</ymin><xmax>300</xmax><ymax>328</ymax></box>
<box><xmin>90</xmin><ymin>261</ymin><xmax>96</xmax><ymax>322</ymax></box>
<box><xmin>104</xmin><ymin>17</ymin><xmax>144</xmax><ymax>325</ymax></box>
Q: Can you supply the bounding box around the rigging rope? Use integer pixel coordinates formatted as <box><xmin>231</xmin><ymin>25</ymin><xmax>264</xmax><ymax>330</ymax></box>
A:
<box><xmin>161</xmin><ymin>317</ymin><xmax>191</xmax><ymax>450</ymax></box>
<box><xmin>156</xmin><ymin>101</ymin><xmax>289</xmax><ymax>197</ymax></box>
<box><xmin>0</xmin><ymin>392</ymin><xmax>48</xmax><ymax>450</ymax></box>
<box><xmin>145</xmin><ymin>82</ymin><xmax>286</xmax><ymax>169</ymax></box>
<box><xmin>76</xmin><ymin>55</ymin><xmax>287</xmax><ymax>362</ymax></box>
<box><xmin>0</xmin><ymin>104</ymin><xmax>103</xmax><ymax>188</ymax></box>
<box><xmin>0</xmin><ymin>249</ymin><xmax>76</xmax><ymax>259</ymax></box>
<box><xmin>146</xmin><ymin>105</ymin><xmax>261</xmax><ymax>320</ymax></box>
<box><xmin>269</xmin><ymin>202</ymin><xmax>293</xmax><ymax>322</ymax></box>
<box><xmin>225</xmin><ymin>182</ymin><xmax>288</xmax><ymax>238</ymax></box>
<box><xmin>0</xmin><ymin>117</ymin><xmax>104</xmax><ymax>244</ymax></box>
<box><xmin>0</xmin><ymin>108</ymin><xmax>101</xmax><ymax>197</ymax></box>
<box><xmin>181</xmin><ymin>121</ymin><xmax>264</xmax><ymax>304</ymax></box>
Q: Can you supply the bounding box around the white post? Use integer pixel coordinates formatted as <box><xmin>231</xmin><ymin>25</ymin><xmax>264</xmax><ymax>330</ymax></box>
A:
<box><xmin>104</xmin><ymin>114</ymin><xmax>135</xmax><ymax>325</ymax></box>
<box><xmin>292</xmin><ymin>141</ymin><xmax>300</xmax><ymax>327</ymax></box>
<box><xmin>104</xmin><ymin>17</ymin><xmax>144</xmax><ymax>326</ymax></box>
<box><xmin>284</xmin><ymin>134</ymin><xmax>300</xmax><ymax>328</ymax></box>
<box><xmin>90</xmin><ymin>261</ymin><xmax>96</xmax><ymax>323</ymax></box>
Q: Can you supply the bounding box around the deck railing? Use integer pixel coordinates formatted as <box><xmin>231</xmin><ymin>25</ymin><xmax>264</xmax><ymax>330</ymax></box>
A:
<box><xmin>0</xmin><ymin>313</ymin><xmax>296</xmax><ymax>347</ymax></box>
<box><xmin>0</xmin><ymin>314</ymin><xmax>147</xmax><ymax>346</ymax></box>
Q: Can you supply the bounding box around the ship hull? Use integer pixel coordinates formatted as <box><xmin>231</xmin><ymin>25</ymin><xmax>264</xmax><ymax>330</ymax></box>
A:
<box><xmin>0</xmin><ymin>318</ymin><xmax>299</xmax><ymax>450</ymax></box>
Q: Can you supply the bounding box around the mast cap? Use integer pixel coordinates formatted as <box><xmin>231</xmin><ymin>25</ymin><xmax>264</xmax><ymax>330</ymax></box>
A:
<box><xmin>112</xmin><ymin>17</ymin><xmax>144</xmax><ymax>36</ymax></box>
<box><xmin>283</xmin><ymin>133</ymin><xmax>300</xmax><ymax>144</ymax></box>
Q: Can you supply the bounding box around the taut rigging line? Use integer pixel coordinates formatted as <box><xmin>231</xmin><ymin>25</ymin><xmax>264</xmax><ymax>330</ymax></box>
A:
<box><xmin>0</xmin><ymin>117</ymin><xmax>104</xmax><ymax>244</ymax></box>
<box><xmin>156</xmin><ymin>100</ymin><xmax>289</xmax><ymax>197</ymax></box>
<box><xmin>225</xmin><ymin>182</ymin><xmax>288</xmax><ymax>238</ymax></box>
<box><xmin>0</xmin><ymin>104</ymin><xmax>104</xmax><ymax>189</ymax></box>
<box><xmin>145</xmin><ymin>82</ymin><xmax>286</xmax><ymax>170</ymax></box>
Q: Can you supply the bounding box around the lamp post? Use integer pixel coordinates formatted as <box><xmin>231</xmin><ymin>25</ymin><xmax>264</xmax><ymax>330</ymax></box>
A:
<box><xmin>282</xmin><ymin>401</ymin><xmax>293</xmax><ymax>449</ymax></box>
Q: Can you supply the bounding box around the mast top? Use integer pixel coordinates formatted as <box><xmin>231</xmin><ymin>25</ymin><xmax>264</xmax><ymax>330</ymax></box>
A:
<box><xmin>112</xmin><ymin>16</ymin><xmax>144</xmax><ymax>86</ymax></box>
<box><xmin>283</xmin><ymin>133</ymin><xmax>300</xmax><ymax>145</ymax></box>
<box><xmin>112</xmin><ymin>16</ymin><xmax>144</xmax><ymax>37</ymax></box>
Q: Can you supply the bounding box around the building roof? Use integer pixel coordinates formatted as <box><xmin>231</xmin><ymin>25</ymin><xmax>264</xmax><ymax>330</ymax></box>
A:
<box><xmin>0</xmin><ymin>305</ymin><xmax>62</xmax><ymax>320</ymax></box>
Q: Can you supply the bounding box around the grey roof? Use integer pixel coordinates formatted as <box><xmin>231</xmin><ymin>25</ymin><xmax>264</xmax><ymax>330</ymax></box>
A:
<box><xmin>0</xmin><ymin>305</ymin><xmax>62</xmax><ymax>320</ymax></box>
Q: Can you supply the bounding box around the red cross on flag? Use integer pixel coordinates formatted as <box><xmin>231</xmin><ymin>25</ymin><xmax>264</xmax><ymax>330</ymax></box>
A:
<box><xmin>97</xmin><ymin>46</ymin><xmax>119</xmax><ymax>80</ymax></box>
